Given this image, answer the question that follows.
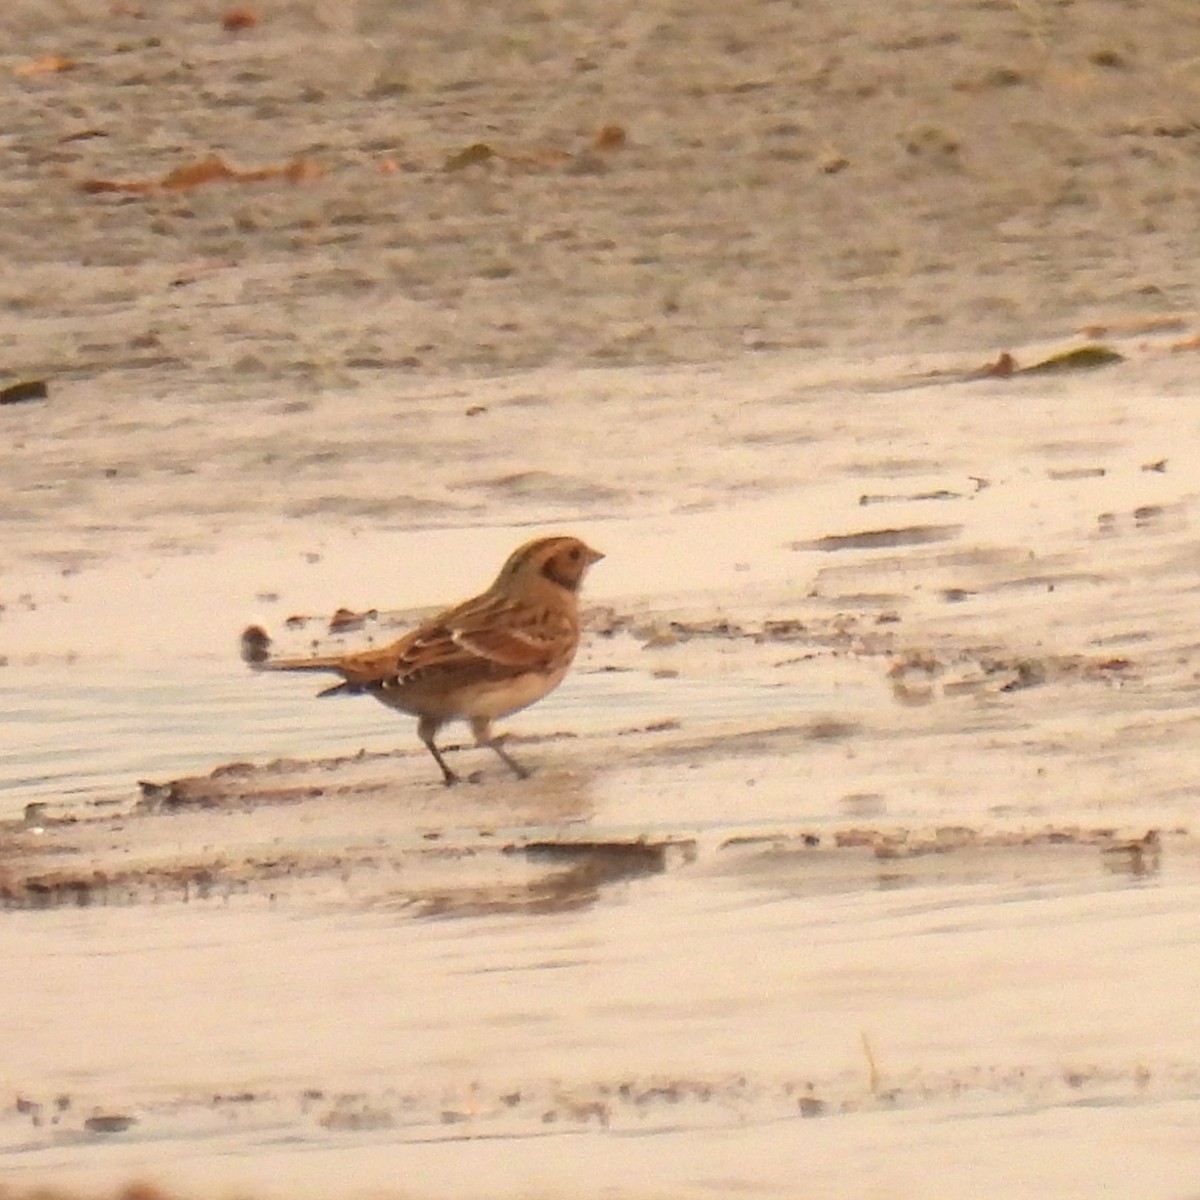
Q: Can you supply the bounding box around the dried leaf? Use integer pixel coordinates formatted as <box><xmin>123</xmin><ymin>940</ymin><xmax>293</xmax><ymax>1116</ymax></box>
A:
<box><xmin>969</xmin><ymin>351</ymin><xmax>1016</xmax><ymax>379</ymax></box>
<box><xmin>594</xmin><ymin>123</ymin><xmax>627</xmax><ymax>150</ymax></box>
<box><xmin>161</xmin><ymin>155</ymin><xmax>237</xmax><ymax>189</ymax></box>
<box><xmin>221</xmin><ymin>8</ymin><xmax>259</xmax><ymax>30</ymax></box>
<box><xmin>328</xmin><ymin>607</ymin><xmax>377</xmax><ymax>633</ymax></box>
<box><xmin>240</xmin><ymin>626</ymin><xmax>271</xmax><ymax>664</ymax></box>
<box><xmin>84</xmin><ymin>1114</ymin><xmax>137</xmax><ymax>1134</ymax></box>
<box><xmin>80</xmin><ymin>154</ymin><xmax>323</xmax><ymax>195</ymax></box>
<box><xmin>1020</xmin><ymin>344</ymin><xmax>1124</xmax><ymax>374</ymax></box>
<box><xmin>14</xmin><ymin>54</ymin><xmax>76</xmax><ymax>76</ymax></box>
<box><xmin>0</xmin><ymin>379</ymin><xmax>49</xmax><ymax>405</ymax></box>
<box><xmin>444</xmin><ymin>143</ymin><xmax>495</xmax><ymax>171</ymax></box>
<box><xmin>445</xmin><ymin>137</ymin><xmax>610</xmax><ymax>175</ymax></box>
<box><xmin>276</xmin><ymin>157</ymin><xmax>324</xmax><ymax>184</ymax></box>
<box><xmin>79</xmin><ymin>176</ymin><xmax>152</xmax><ymax>194</ymax></box>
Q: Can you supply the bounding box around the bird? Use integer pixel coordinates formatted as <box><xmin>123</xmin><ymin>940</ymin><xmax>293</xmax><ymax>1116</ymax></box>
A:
<box><xmin>240</xmin><ymin>535</ymin><xmax>604</xmax><ymax>785</ymax></box>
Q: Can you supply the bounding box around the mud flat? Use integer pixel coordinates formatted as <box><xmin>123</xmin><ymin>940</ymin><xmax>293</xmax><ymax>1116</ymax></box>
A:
<box><xmin>4</xmin><ymin>0</ymin><xmax>1200</xmax><ymax>1196</ymax></box>
<box><xmin>5</xmin><ymin>372</ymin><xmax>1200</xmax><ymax>1195</ymax></box>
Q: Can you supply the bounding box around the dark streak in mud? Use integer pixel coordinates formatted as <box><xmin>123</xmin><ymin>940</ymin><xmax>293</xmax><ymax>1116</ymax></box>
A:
<box><xmin>796</xmin><ymin>525</ymin><xmax>963</xmax><ymax>552</ymax></box>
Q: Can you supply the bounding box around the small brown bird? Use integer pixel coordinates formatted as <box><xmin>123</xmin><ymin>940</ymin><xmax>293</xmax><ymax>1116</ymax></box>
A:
<box><xmin>241</xmin><ymin>535</ymin><xmax>603</xmax><ymax>785</ymax></box>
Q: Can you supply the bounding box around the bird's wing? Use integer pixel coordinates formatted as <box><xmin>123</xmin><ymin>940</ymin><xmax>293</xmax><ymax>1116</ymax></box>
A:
<box><xmin>329</xmin><ymin>596</ymin><xmax>574</xmax><ymax>688</ymax></box>
<box><xmin>449</xmin><ymin>596</ymin><xmax>575</xmax><ymax>668</ymax></box>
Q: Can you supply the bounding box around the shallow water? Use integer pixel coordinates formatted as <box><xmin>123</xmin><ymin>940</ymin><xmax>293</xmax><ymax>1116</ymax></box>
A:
<box><xmin>0</xmin><ymin>662</ymin><xmax>841</xmax><ymax>819</ymax></box>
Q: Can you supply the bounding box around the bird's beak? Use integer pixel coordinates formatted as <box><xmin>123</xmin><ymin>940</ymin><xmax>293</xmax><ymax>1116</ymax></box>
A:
<box><xmin>587</xmin><ymin>546</ymin><xmax>605</xmax><ymax>564</ymax></box>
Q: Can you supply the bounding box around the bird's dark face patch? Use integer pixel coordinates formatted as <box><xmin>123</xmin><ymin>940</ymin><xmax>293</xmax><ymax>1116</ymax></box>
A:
<box><xmin>538</xmin><ymin>539</ymin><xmax>600</xmax><ymax>591</ymax></box>
<box><xmin>495</xmin><ymin>535</ymin><xmax>602</xmax><ymax>594</ymax></box>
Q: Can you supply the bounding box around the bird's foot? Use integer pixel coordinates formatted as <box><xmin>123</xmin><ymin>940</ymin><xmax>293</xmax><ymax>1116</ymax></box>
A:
<box><xmin>487</xmin><ymin>740</ymin><xmax>532</xmax><ymax>780</ymax></box>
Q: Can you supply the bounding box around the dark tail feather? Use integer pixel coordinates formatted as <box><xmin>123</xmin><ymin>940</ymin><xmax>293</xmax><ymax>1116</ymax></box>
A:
<box><xmin>317</xmin><ymin>680</ymin><xmax>361</xmax><ymax>698</ymax></box>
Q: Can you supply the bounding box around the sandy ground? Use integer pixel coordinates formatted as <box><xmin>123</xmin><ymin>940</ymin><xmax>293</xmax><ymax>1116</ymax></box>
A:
<box><xmin>3</xmin><ymin>1</ymin><xmax>1200</xmax><ymax>1198</ymax></box>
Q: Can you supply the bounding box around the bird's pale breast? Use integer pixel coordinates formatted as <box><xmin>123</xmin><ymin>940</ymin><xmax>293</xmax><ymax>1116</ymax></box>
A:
<box><xmin>370</xmin><ymin>662</ymin><xmax>570</xmax><ymax>723</ymax></box>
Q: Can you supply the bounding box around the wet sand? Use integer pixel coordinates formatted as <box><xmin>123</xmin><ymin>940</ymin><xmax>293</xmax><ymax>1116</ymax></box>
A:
<box><xmin>6</xmin><ymin>343</ymin><xmax>1200</xmax><ymax>1199</ymax></box>
<box><xmin>4</xmin><ymin>2</ymin><xmax>1200</xmax><ymax>1198</ymax></box>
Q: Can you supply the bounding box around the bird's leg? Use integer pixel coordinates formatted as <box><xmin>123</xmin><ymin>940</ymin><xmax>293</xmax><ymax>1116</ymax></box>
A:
<box><xmin>471</xmin><ymin>717</ymin><xmax>532</xmax><ymax>780</ymax></box>
<box><xmin>418</xmin><ymin>716</ymin><xmax>460</xmax><ymax>786</ymax></box>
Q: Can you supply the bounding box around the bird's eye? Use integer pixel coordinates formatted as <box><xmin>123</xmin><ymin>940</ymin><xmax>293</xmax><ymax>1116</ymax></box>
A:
<box><xmin>568</xmin><ymin>547</ymin><xmax>581</xmax><ymax>560</ymax></box>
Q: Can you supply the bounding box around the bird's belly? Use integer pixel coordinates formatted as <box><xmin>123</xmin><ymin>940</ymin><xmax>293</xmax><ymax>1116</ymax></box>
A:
<box><xmin>463</xmin><ymin>666</ymin><xmax>569</xmax><ymax>720</ymax></box>
<box><xmin>367</xmin><ymin>666</ymin><xmax>568</xmax><ymax>724</ymax></box>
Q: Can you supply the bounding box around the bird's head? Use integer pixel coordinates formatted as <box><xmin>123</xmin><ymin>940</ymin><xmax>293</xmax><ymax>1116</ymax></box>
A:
<box><xmin>496</xmin><ymin>535</ymin><xmax>604</xmax><ymax>594</ymax></box>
